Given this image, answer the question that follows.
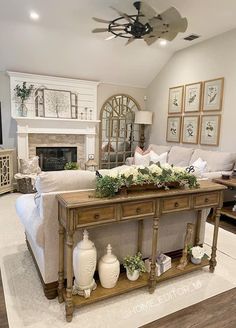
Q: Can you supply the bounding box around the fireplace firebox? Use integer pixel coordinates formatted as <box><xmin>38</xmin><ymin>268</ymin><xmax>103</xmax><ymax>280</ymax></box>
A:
<box><xmin>36</xmin><ymin>147</ymin><xmax>77</xmax><ymax>171</ymax></box>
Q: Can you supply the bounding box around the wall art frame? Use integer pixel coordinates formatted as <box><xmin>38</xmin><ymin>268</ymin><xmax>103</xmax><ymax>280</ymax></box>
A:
<box><xmin>168</xmin><ymin>85</ymin><xmax>184</xmax><ymax>114</ymax></box>
<box><xmin>182</xmin><ymin>115</ymin><xmax>200</xmax><ymax>144</ymax></box>
<box><xmin>184</xmin><ymin>82</ymin><xmax>202</xmax><ymax>113</ymax></box>
<box><xmin>43</xmin><ymin>89</ymin><xmax>73</xmax><ymax>119</ymax></box>
<box><xmin>200</xmin><ymin>114</ymin><xmax>221</xmax><ymax>146</ymax></box>
<box><xmin>202</xmin><ymin>78</ymin><xmax>224</xmax><ymax>112</ymax></box>
<box><xmin>166</xmin><ymin>116</ymin><xmax>182</xmax><ymax>143</ymax></box>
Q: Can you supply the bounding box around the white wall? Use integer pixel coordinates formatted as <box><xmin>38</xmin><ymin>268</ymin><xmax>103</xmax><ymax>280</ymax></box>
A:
<box><xmin>0</xmin><ymin>71</ymin><xmax>17</xmax><ymax>149</ymax></box>
<box><xmin>147</xmin><ymin>28</ymin><xmax>236</xmax><ymax>152</ymax></box>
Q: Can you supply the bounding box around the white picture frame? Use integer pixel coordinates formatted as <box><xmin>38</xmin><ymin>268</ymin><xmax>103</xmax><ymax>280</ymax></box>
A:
<box><xmin>166</xmin><ymin>116</ymin><xmax>182</xmax><ymax>143</ymax></box>
<box><xmin>200</xmin><ymin>115</ymin><xmax>221</xmax><ymax>146</ymax></box>
<box><xmin>182</xmin><ymin>116</ymin><xmax>200</xmax><ymax>144</ymax></box>
<box><xmin>202</xmin><ymin>78</ymin><xmax>224</xmax><ymax>112</ymax></box>
<box><xmin>168</xmin><ymin>86</ymin><xmax>184</xmax><ymax>114</ymax></box>
<box><xmin>184</xmin><ymin>82</ymin><xmax>202</xmax><ymax>113</ymax></box>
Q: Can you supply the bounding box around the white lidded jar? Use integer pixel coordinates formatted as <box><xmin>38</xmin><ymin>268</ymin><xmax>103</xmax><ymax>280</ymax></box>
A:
<box><xmin>98</xmin><ymin>244</ymin><xmax>120</xmax><ymax>289</ymax></box>
<box><xmin>73</xmin><ymin>230</ymin><xmax>97</xmax><ymax>298</ymax></box>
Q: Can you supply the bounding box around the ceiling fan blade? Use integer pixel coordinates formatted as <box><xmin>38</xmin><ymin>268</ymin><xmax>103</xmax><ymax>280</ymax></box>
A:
<box><xmin>92</xmin><ymin>17</ymin><xmax>111</xmax><ymax>24</ymax></box>
<box><xmin>169</xmin><ymin>17</ymin><xmax>188</xmax><ymax>33</ymax></box>
<box><xmin>138</xmin><ymin>15</ymin><xmax>149</xmax><ymax>25</ymax></box>
<box><xmin>161</xmin><ymin>31</ymin><xmax>178</xmax><ymax>41</ymax></box>
<box><xmin>110</xmin><ymin>6</ymin><xmax>133</xmax><ymax>23</ymax></box>
<box><xmin>160</xmin><ymin>7</ymin><xmax>181</xmax><ymax>23</ymax></box>
<box><xmin>125</xmin><ymin>36</ymin><xmax>136</xmax><ymax>46</ymax></box>
<box><xmin>144</xmin><ymin>36</ymin><xmax>159</xmax><ymax>46</ymax></box>
<box><xmin>92</xmin><ymin>28</ymin><xmax>109</xmax><ymax>33</ymax></box>
<box><xmin>139</xmin><ymin>1</ymin><xmax>157</xmax><ymax>19</ymax></box>
<box><xmin>105</xmin><ymin>34</ymin><xmax>117</xmax><ymax>41</ymax></box>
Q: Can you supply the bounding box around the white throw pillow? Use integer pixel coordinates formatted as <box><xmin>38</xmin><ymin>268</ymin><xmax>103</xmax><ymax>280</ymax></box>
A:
<box><xmin>134</xmin><ymin>152</ymin><xmax>150</xmax><ymax>166</ymax></box>
<box><xmin>150</xmin><ymin>151</ymin><xmax>168</xmax><ymax>165</ymax></box>
<box><xmin>192</xmin><ymin>157</ymin><xmax>207</xmax><ymax>177</ymax></box>
<box><xmin>19</xmin><ymin>156</ymin><xmax>41</xmax><ymax>175</ymax></box>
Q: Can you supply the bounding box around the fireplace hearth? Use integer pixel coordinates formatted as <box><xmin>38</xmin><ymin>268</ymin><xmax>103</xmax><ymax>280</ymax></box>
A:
<box><xmin>36</xmin><ymin>147</ymin><xmax>77</xmax><ymax>171</ymax></box>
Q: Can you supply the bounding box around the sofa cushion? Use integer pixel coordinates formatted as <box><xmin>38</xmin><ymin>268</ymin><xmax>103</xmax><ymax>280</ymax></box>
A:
<box><xmin>168</xmin><ymin>146</ymin><xmax>194</xmax><ymax>167</ymax></box>
<box><xmin>147</xmin><ymin>144</ymin><xmax>171</xmax><ymax>155</ymax></box>
<box><xmin>150</xmin><ymin>151</ymin><xmax>168</xmax><ymax>165</ymax></box>
<box><xmin>190</xmin><ymin>149</ymin><xmax>236</xmax><ymax>172</ymax></box>
<box><xmin>35</xmin><ymin>170</ymin><xmax>96</xmax><ymax>194</ymax></box>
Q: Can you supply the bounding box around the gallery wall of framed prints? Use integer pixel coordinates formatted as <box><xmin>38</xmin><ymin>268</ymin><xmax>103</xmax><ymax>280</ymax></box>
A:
<box><xmin>166</xmin><ymin>77</ymin><xmax>224</xmax><ymax>146</ymax></box>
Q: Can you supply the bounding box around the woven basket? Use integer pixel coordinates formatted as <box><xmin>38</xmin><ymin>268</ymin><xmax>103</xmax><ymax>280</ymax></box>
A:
<box><xmin>17</xmin><ymin>177</ymin><xmax>36</xmax><ymax>194</ymax></box>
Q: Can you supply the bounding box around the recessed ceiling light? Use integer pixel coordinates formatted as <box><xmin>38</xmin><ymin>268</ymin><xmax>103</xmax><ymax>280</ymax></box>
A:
<box><xmin>159</xmin><ymin>39</ymin><xmax>167</xmax><ymax>47</ymax></box>
<box><xmin>30</xmin><ymin>11</ymin><xmax>40</xmax><ymax>21</ymax></box>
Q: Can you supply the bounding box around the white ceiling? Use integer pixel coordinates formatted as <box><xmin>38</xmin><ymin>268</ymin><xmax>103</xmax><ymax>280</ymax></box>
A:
<box><xmin>0</xmin><ymin>0</ymin><xmax>236</xmax><ymax>87</ymax></box>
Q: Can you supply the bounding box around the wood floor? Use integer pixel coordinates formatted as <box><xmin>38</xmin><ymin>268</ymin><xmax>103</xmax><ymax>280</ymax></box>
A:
<box><xmin>0</xmin><ymin>271</ymin><xmax>9</xmax><ymax>328</ymax></box>
<box><xmin>142</xmin><ymin>288</ymin><xmax>236</xmax><ymax>328</ymax></box>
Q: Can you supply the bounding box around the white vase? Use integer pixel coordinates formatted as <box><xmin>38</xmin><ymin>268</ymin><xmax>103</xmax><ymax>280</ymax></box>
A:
<box><xmin>72</xmin><ymin>230</ymin><xmax>97</xmax><ymax>298</ymax></box>
<box><xmin>126</xmin><ymin>269</ymin><xmax>140</xmax><ymax>281</ymax></box>
<box><xmin>98</xmin><ymin>244</ymin><xmax>120</xmax><ymax>289</ymax></box>
<box><xmin>191</xmin><ymin>256</ymin><xmax>202</xmax><ymax>265</ymax></box>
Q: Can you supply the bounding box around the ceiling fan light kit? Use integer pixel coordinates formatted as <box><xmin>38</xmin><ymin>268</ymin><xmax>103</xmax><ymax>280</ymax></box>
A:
<box><xmin>92</xmin><ymin>1</ymin><xmax>188</xmax><ymax>46</ymax></box>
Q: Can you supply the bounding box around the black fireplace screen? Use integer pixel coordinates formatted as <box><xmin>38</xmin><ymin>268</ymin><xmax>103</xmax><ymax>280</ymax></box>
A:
<box><xmin>36</xmin><ymin>147</ymin><xmax>77</xmax><ymax>171</ymax></box>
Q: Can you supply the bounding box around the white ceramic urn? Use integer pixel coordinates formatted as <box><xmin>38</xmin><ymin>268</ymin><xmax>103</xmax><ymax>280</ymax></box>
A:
<box><xmin>72</xmin><ymin>230</ymin><xmax>97</xmax><ymax>298</ymax></box>
<box><xmin>98</xmin><ymin>244</ymin><xmax>120</xmax><ymax>289</ymax></box>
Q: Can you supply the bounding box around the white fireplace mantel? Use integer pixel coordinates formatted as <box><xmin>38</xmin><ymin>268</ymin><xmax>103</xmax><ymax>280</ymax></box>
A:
<box><xmin>16</xmin><ymin>117</ymin><xmax>100</xmax><ymax>160</ymax></box>
<box><xmin>8</xmin><ymin>71</ymin><xmax>100</xmax><ymax>161</ymax></box>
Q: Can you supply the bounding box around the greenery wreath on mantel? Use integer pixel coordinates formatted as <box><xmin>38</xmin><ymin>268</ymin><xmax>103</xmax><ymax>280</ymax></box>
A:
<box><xmin>95</xmin><ymin>163</ymin><xmax>199</xmax><ymax>198</ymax></box>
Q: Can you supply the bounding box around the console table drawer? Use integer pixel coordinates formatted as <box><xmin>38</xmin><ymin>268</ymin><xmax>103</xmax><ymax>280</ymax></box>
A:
<box><xmin>161</xmin><ymin>196</ymin><xmax>190</xmax><ymax>213</ymax></box>
<box><xmin>121</xmin><ymin>200</ymin><xmax>155</xmax><ymax>219</ymax></box>
<box><xmin>76</xmin><ymin>206</ymin><xmax>116</xmax><ymax>226</ymax></box>
<box><xmin>194</xmin><ymin>193</ymin><xmax>219</xmax><ymax>207</ymax></box>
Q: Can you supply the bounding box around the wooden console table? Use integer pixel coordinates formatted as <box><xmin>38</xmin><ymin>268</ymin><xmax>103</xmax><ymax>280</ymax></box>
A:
<box><xmin>213</xmin><ymin>177</ymin><xmax>236</xmax><ymax>220</ymax></box>
<box><xmin>57</xmin><ymin>180</ymin><xmax>226</xmax><ymax>322</ymax></box>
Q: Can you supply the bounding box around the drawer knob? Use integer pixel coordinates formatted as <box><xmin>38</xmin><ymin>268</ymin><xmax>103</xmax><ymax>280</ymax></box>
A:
<box><xmin>94</xmin><ymin>214</ymin><xmax>100</xmax><ymax>220</ymax></box>
<box><xmin>205</xmin><ymin>198</ymin><xmax>209</xmax><ymax>203</ymax></box>
<box><xmin>136</xmin><ymin>207</ymin><xmax>141</xmax><ymax>214</ymax></box>
<box><xmin>174</xmin><ymin>202</ymin><xmax>179</xmax><ymax>208</ymax></box>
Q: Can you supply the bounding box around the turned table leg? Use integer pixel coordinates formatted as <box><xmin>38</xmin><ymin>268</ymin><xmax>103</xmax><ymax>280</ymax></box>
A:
<box><xmin>209</xmin><ymin>208</ymin><xmax>221</xmax><ymax>273</ymax></box>
<box><xmin>58</xmin><ymin>215</ymin><xmax>65</xmax><ymax>303</ymax></box>
<box><xmin>149</xmin><ymin>217</ymin><xmax>159</xmax><ymax>294</ymax></box>
<box><xmin>137</xmin><ymin>220</ymin><xmax>144</xmax><ymax>254</ymax></box>
<box><xmin>65</xmin><ymin>231</ymin><xmax>74</xmax><ymax>322</ymax></box>
<box><xmin>195</xmin><ymin>210</ymin><xmax>202</xmax><ymax>246</ymax></box>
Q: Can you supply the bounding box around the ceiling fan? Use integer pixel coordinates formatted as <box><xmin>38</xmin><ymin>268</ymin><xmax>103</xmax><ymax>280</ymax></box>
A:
<box><xmin>92</xmin><ymin>1</ymin><xmax>188</xmax><ymax>45</ymax></box>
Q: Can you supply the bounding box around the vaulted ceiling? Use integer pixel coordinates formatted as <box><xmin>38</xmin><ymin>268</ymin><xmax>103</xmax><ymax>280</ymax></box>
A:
<box><xmin>0</xmin><ymin>0</ymin><xmax>236</xmax><ymax>87</ymax></box>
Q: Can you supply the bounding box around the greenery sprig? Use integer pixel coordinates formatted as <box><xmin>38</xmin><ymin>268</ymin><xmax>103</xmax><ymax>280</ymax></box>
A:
<box><xmin>14</xmin><ymin>82</ymin><xmax>34</xmax><ymax>102</ymax></box>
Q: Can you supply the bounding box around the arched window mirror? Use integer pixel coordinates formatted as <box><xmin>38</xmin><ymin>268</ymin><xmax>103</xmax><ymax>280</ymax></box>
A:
<box><xmin>100</xmin><ymin>94</ymin><xmax>140</xmax><ymax>169</ymax></box>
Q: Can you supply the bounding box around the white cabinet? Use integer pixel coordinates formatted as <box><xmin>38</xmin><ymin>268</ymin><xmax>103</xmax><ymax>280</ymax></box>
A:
<box><xmin>0</xmin><ymin>149</ymin><xmax>14</xmax><ymax>194</ymax></box>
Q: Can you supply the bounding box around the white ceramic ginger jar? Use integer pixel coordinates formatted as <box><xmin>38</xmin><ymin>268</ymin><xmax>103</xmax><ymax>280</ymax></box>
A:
<box><xmin>98</xmin><ymin>244</ymin><xmax>120</xmax><ymax>289</ymax></box>
<box><xmin>73</xmin><ymin>230</ymin><xmax>97</xmax><ymax>298</ymax></box>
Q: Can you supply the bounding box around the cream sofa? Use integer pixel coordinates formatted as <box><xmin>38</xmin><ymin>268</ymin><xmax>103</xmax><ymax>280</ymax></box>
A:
<box><xmin>15</xmin><ymin>146</ymin><xmax>236</xmax><ymax>299</ymax></box>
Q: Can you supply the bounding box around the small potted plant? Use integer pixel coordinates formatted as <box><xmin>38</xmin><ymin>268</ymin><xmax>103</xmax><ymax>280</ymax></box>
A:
<box><xmin>190</xmin><ymin>246</ymin><xmax>205</xmax><ymax>264</ymax></box>
<box><xmin>123</xmin><ymin>252</ymin><xmax>146</xmax><ymax>281</ymax></box>
<box><xmin>64</xmin><ymin>162</ymin><xmax>80</xmax><ymax>170</ymax></box>
<box><xmin>14</xmin><ymin>82</ymin><xmax>34</xmax><ymax>117</ymax></box>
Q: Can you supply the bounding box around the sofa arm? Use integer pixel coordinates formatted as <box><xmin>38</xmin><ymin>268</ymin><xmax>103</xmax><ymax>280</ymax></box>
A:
<box><xmin>125</xmin><ymin>157</ymin><xmax>134</xmax><ymax>166</ymax></box>
<box><xmin>201</xmin><ymin>171</ymin><xmax>233</xmax><ymax>180</ymax></box>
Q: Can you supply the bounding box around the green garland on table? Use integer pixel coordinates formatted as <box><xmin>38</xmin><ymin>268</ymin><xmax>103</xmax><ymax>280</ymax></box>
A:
<box><xmin>95</xmin><ymin>163</ymin><xmax>199</xmax><ymax>198</ymax></box>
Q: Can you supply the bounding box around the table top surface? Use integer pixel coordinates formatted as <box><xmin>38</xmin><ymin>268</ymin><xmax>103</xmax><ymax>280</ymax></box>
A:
<box><xmin>56</xmin><ymin>180</ymin><xmax>226</xmax><ymax>208</ymax></box>
<box><xmin>213</xmin><ymin>177</ymin><xmax>236</xmax><ymax>188</ymax></box>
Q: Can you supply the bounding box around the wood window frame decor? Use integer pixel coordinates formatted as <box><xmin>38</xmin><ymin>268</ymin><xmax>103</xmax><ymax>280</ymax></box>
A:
<box><xmin>182</xmin><ymin>115</ymin><xmax>200</xmax><ymax>144</ymax></box>
<box><xmin>184</xmin><ymin>82</ymin><xmax>202</xmax><ymax>113</ymax></box>
<box><xmin>168</xmin><ymin>86</ymin><xmax>184</xmax><ymax>114</ymax></box>
<box><xmin>166</xmin><ymin>116</ymin><xmax>182</xmax><ymax>143</ymax></box>
<box><xmin>202</xmin><ymin>78</ymin><xmax>224</xmax><ymax>112</ymax></box>
<box><xmin>200</xmin><ymin>114</ymin><xmax>221</xmax><ymax>146</ymax></box>
<box><xmin>43</xmin><ymin>89</ymin><xmax>73</xmax><ymax>119</ymax></box>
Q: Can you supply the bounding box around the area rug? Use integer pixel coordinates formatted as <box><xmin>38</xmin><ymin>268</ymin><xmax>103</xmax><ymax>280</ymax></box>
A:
<box><xmin>0</xmin><ymin>193</ymin><xmax>236</xmax><ymax>328</ymax></box>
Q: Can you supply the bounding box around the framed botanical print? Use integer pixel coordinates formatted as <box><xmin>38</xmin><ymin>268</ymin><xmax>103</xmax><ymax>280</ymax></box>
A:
<box><xmin>168</xmin><ymin>86</ymin><xmax>184</xmax><ymax>114</ymax></box>
<box><xmin>182</xmin><ymin>116</ymin><xmax>200</xmax><ymax>144</ymax></box>
<box><xmin>166</xmin><ymin>116</ymin><xmax>182</xmax><ymax>143</ymax></box>
<box><xmin>202</xmin><ymin>78</ymin><xmax>224</xmax><ymax>111</ymax></box>
<box><xmin>184</xmin><ymin>82</ymin><xmax>202</xmax><ymax>113</ymax></box>
<box><xmin>200</xmin><ymin>115</ymin><xmax>221</xmax><ymax>146</ymax></box>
